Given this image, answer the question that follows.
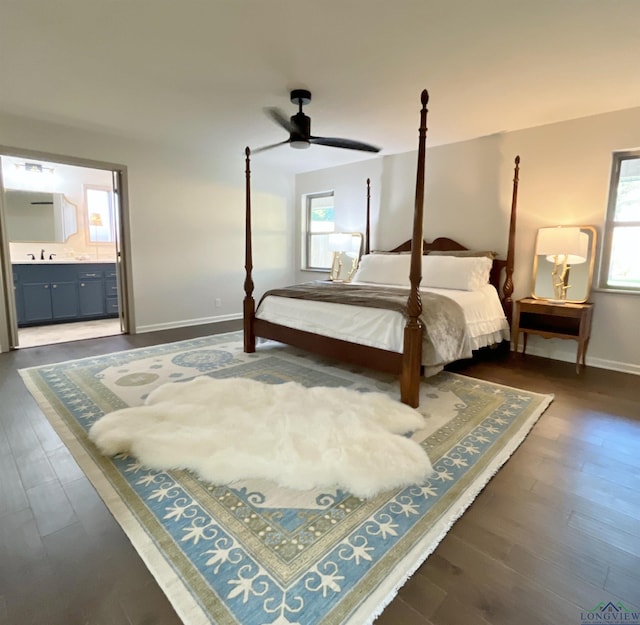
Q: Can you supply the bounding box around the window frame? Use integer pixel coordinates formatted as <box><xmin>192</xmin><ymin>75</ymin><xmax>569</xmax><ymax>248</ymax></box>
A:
<box><xmin>84</xmin><ymin>184</ymin><xmax>116</xmax><ymax>245</ymax></box>
<box><xmin>304</xmin><ymin>191</ymin><xmax>335</xmax><ymax>271</ymax></box>
<box><xmin>599</xmin><ymin>149</ymin><xmax>640</xmax><ymax>294</ymax></box>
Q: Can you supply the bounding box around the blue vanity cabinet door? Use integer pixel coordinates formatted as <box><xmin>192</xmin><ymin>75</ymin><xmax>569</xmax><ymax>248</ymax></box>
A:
<box><xmin>51</xmin><ymin>281</ymin><xmax>79</xmax><ymax>320</ymax></box>
<box><xmin>22</xmin><ymin>282</ymin><xmax>54</xmax><ymax>324</ymax></box>
<box><xmin>78</xmin><ymin>279</ymin><xmax>106</xmax><ymax>317</ymax></box>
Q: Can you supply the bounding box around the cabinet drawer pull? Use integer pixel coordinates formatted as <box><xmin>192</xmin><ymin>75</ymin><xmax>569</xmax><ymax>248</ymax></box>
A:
<box><xmin>44</xmin><ymin>284</ymin><xmax>49</xmax><ymax>289</ymax></box>
<box><xmin>80</xmin><ymin>283</ymin><xmax>85</xmax><ymax>287</ymax></box>
<box><xmin>52</xmin><ymin>284</ymin><xmax>57</xmax><ymax>288</ymax></box>
<box><xmin>85</xmin><ymin>273</ymin><xmax>97</xmax><ymax>277</ymax></box>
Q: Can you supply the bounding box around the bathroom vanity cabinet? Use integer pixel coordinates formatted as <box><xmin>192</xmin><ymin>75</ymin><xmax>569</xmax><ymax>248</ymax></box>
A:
<box><xmin>12</xmin><ymin>262</ymin><xmax>118</xmax><ymax>327</ymax></box>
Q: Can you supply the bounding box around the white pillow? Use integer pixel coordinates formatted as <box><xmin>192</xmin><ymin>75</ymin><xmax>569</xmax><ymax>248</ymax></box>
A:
<box><xmin>421</xmin><ymin>255</ymin><xmax>492</xmax><ymax>291</ymax></box>
<box><xmin>352</xmin><ymin>253</ymin><xmax>411</xmax><ymax>286</ymax></box>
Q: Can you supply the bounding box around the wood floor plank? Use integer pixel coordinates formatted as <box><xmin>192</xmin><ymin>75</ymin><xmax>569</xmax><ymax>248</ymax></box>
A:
<box><xmin>396</xmin><ymin>569</ymin><xmax>448</xmax><ymax>620</ymax></box>
<box><xmin>14</xmin><ymin>445</ymin><xmax>58</xmax><ymax>490</ymax></box>
<box><xmin>2</xmin><ymin>416</ymin><xmax>42</xmax><ymax>459</ymax></box>
<box><xmin>0</xmin><ymin>453</ymin><xmax>29</xmax><ymax>517</ymax></box>
<box><xmin>568</xmin><ymin>510</ymin><xmax>640</xmax><ymax>558</ymax></box>
<box><xmin>0</xmin><ymin>507</ymin><xmax>47</xmax><ymax>577</ymax></box>
<box><xmin>425</xmin><ymin>533</ymin><xmax>593</xmax><ymax>625</ymax></box>
<box><xmin>581</xmin><ymin>456</ymin><xmax>640</xmax><ymax>491</ymax></box>
<box><xmin>29</xmin><ymin>415</ymin><xmax>65</xmax><ymax>454</ymax></box>
<box><xmin>0</xmin><ymin>422</ymin><xmax>12</xmax><ymax>457</ymax></box>
<box><xmin>47</xmin><ymin>445</ymin><xmax>86</xmax><ymax>484</ymax></box>
<box><xmin>430</xmin><ymin>595</ymin><xmax>493</xmax><ymax>625</ymax></box>
<box><xmin>375</xmin><ymin>596</ymin><xmax>435</xmax><ymax>625</ymax></box>
<box><xmin>117</xmin><ymin>577</ymin><xmax>182</xmax><ymax>625</ymax></box>
<box><xmin>25</xmin><ymin>480</ymin><xmax>78</xmax><ymax>537</ymax></box>
<box><xmin>530</xmin><ymin>464</ymin><xmax>640</xmax><ymax>521</ymax></box>
<box><xmin>604</xmin><ymin>565</ymin><xmax>640</xmax><ymax>606</ymax></box>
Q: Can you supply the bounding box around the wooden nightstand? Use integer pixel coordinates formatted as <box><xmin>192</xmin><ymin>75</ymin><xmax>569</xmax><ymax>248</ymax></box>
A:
<box><xmin>513</xmin><ymin>298</ymin><xmax>594</xmax><ymax>373</ymax></box>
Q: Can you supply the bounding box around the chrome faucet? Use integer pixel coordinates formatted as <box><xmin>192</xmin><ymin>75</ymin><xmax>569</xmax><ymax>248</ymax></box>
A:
<box><xmin>27</xmin><ymin>253</ymin><xmax>35</xmax><ymax>260</ymax></box>
<box><xmin>40</xmin><ymin>249</ymin><xmax>45</xmax><ymax>260</ymax></box>
<box><xmin>49</xmin><ymin>254</ymin><xmax>56</xmax><ymax>260</ymax></box>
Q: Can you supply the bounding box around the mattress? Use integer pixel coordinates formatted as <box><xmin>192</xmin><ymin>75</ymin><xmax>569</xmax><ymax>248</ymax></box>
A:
<box><xmin>255</xmin><ymin>283</ymin><xmax>510</xmax><ymax>353</ymax></box>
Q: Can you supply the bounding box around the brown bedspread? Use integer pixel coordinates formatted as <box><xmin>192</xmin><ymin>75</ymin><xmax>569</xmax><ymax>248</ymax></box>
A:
<box><xmin>259</xmin><ymin>281</ymin><xmax>473</xmax><ymax>371</ymax></box>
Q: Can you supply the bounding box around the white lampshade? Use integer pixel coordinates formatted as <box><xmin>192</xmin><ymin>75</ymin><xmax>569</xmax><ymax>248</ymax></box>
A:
<box><xmin>537</xmin><ymin>227</ymin><xmax>587</xmax><ymax>264</ymax></box>
<box><xmin>349</xmin><ymin>234</ymin><xmax>362</xmax><ymax>253</ymax></box>
<box><xmin>328</xmin><ymin>232</ymin><xmax>351</xmax><ymax>252</ymax></box>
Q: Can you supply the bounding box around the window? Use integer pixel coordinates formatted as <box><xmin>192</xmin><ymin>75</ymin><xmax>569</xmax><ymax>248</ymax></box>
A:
<box><xmin>304</xmin><ymin>191</ymin><xmax>335</xmax><ymax>270</ymax></box>
<box><xmin>600</xmin><ymin>151</ymin><xmax>640</xmax><ymax>292</ymax></box>
<box><xmin>85</xmin><ymin>185</ymin><xmax>116</xmax><ymax>244</ymax></box>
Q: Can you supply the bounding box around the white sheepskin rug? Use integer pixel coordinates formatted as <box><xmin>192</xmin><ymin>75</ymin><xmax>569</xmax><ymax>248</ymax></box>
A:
<box><xmin>88</xmin><ymin>376</ymin><xmax>433</xmax><ymax>498</ymax></box>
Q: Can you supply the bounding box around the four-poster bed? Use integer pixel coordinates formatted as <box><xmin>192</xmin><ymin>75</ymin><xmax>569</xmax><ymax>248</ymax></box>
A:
<box><xmin>243</xmin><ymin>90</ymin><xmax>519</xmax><ymax>407</ymax></box>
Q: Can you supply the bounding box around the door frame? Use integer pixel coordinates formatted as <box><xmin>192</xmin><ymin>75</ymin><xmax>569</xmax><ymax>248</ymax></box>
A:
<box><xmin>0</xmin><ymin>145</ymin><xmax>135</xmax><ymax>352</ymax></box>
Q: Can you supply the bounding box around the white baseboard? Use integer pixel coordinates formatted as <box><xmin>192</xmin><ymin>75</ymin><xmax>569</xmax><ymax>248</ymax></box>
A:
<box><xmin>136</xmin><ymin>313</ymin><xmax>242</xmax><ymax>335</ymax></box>
<box><xmin>513</xmin><ymin>343</ymin><xmax>640</xmax><ymax>376</ymax></box>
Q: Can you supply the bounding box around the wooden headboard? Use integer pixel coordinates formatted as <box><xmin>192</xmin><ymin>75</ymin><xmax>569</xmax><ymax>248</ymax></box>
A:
<box><xmin>363</xmin><ymin>156</ymin><xmax>520</xmax><ymax>323</ymax></box>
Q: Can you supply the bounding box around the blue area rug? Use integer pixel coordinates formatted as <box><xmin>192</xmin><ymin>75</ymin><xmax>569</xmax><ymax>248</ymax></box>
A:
<box><xmin>19</xmin><ymin>331</ymin><xmax>553</xmax><ymax>625</ymax></box>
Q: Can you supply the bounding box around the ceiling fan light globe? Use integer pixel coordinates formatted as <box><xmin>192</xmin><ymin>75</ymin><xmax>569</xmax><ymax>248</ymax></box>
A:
<box><xmin>290</xmin><ymin>140</ymin><xmax>310</xmax><ymax>149</ymax></box>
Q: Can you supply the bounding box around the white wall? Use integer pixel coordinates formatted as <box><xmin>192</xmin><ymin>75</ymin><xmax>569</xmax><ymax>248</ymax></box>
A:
<box><xmin>295</xmin><ymin>107</ymin><xmax>640</xmax><ymax>375</ymax></box>
<box><xmin>0</xmin><ymin>112</ymin><xmax>295</xmax><ymax>348</ymax></box>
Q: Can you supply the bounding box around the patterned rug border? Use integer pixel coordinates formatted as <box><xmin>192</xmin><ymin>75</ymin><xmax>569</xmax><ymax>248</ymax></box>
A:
<box><xmin>18</xmin><ymin>333</ymin><xmax>554</xmax><ymax>625</ymax></box>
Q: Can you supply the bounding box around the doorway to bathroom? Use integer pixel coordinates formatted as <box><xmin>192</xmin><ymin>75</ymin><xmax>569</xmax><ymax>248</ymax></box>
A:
<box><xmin>0</xmin><ymin>149</ymin><xmax>130</xmax><ymax>350</ymax></box>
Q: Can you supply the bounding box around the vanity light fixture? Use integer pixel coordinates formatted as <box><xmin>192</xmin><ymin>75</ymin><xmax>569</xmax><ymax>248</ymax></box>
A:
<box><xmin>18</xmin><ymin>162</ymin><xmax>55</xmax><ymax>175</ymax></box>
<box><xmin>2</xmin><ymin>160</ymin><xmax>60</xmax><ymax>192</ymax></box>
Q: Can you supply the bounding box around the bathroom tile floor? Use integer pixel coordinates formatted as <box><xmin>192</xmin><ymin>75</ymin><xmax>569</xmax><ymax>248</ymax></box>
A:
<box><xmin>17</xmin><ymin>318</ymin><xmax>122</xmax><ymax>348</ymax></box>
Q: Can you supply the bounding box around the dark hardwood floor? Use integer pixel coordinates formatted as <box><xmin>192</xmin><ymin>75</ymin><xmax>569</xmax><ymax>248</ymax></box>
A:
<box><xmin>1</xmin><ymin>322</ymin><xmax>638</xmax><ymax>625</ymax></box>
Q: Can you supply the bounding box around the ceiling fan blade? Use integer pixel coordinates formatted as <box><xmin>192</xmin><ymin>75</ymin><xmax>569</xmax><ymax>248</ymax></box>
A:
<box><xmin>251</xmin><ymin>139</ymin><xmax>290</xmax><ymax>154</ymax></box>
<box><xmin>264</xmin><ymin>107</ymin><xmax>296</xmax><ymax>133</ymax></box>
<box><xmin>310</xmin><ymin>136</ymin><xmax>381</xmax><ymax>153</ymax></box>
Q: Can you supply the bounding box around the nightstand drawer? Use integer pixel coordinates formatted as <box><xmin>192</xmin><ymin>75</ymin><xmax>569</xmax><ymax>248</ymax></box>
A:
<box><xmin>519</xmin><ymin>311</ymin><xmax>581</xmax><ymax>336</ymax></box>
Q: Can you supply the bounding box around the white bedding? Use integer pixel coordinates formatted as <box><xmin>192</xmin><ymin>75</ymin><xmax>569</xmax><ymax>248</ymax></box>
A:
<box><xmin>256</xmin><ymin>282</ymin><xmax>510</xmax><ymax>353</ymax></box>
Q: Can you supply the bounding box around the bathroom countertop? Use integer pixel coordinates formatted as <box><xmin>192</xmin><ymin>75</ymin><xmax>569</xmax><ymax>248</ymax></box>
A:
<box><xmin>12</xmin><ymin>259</ymin><xmax>116</xmax><ymax>265</ymax></box>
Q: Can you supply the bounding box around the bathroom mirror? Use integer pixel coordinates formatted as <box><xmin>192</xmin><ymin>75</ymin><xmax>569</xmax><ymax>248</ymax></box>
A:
<box><xmin>3</xmin><ymin>190</ymin><xmax>78</xmax><ymax>243</ymax></box>
<box><xmin>531</xmin><ymin>225</ymin><xmax>598</xmax><ymax>303</ymax></box>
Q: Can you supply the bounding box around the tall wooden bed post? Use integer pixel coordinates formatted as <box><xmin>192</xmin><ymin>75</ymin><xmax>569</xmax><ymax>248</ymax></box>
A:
<box><xmin>400</xmin><ymin>89</ymin><xmax>429</xmax><ymax>407</ymax></box>
<box><xmin>365</xmin><ymin>178</ymin><xmax>371</xmax><ymax>255</ymax></box>
<box><xmin>243</xmin><ymin>146</ymin><xmax>256</xmax><ymax>353</ymax></box>
<box><xmin>502</xmin><ymin>155</ymin><xmax>520</xmax><ymax>325</ymax></box>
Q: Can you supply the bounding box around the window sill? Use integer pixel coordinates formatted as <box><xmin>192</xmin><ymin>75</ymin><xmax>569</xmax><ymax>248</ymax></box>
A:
<box><xmin>592</xmin><ymin>287</ymin><xmax>640</xmax><ymax>296</ymax></box>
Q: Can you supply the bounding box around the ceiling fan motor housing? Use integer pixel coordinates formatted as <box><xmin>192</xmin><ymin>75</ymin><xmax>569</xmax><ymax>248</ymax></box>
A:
<box><xmin>290</xmin><ymin>112</ymin><xmax>311</xmax><ymax>142</ymax></box>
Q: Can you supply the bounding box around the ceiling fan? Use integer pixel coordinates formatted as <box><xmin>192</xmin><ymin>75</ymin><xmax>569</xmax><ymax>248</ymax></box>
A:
<box><xmin>253</xmin><ymin>89</ymin><xmax>381</xmax><ymax>154</ymax></box>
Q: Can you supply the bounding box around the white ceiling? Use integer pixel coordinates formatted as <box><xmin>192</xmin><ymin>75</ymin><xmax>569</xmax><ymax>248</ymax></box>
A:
<box><xmin>2</xmin><ymin>0</ymin><xmax>640</xmax><ymax>174</ymax></box>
